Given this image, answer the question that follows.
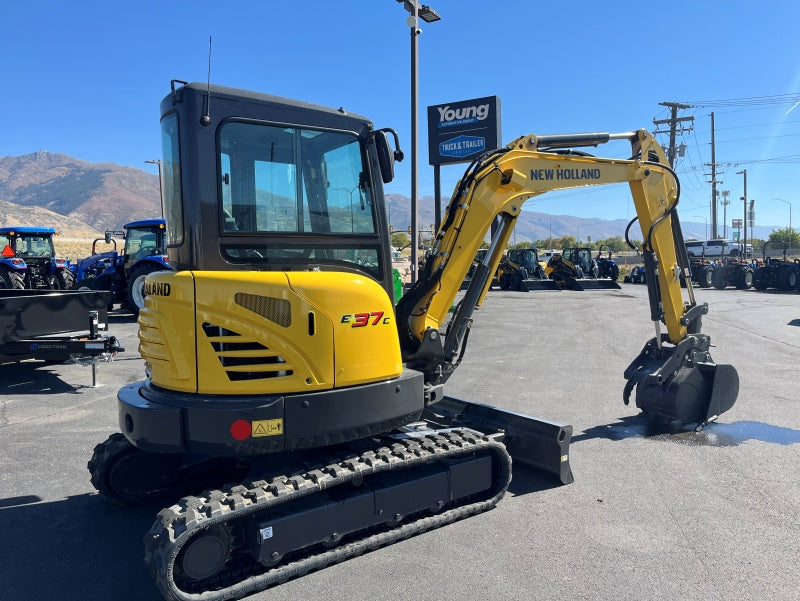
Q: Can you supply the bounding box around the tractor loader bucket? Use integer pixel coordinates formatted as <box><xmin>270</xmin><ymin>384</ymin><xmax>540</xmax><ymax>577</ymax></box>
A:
<box><xmin>521</xmin><ymin>278</ymin><xmax>561</xmax><ymax>291</ymax></box>
<box><xmin>574</xmin><ymin>278</ymin><xmax>622</xmax><ymax>290</ymax></box>
<box><xmin>623</xmin><ymin>336</ymin><xmax>739</xmax><ymax>427</ymax></box>
<box><xmin>548</xmin><ymin>274</ymin><xmax>582</xmax><ymax>290</ymax></box>
<box><xmin>422</xmin><ymin>395</ymin><xmax>574</xmax><ymax>484</ymax></box>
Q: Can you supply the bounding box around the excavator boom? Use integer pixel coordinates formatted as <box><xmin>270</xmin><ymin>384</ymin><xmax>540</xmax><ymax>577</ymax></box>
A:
<box><xmin>397</xmin><ymin>129</ymin><xmax>738</xmax><ymax>425</ymax></box>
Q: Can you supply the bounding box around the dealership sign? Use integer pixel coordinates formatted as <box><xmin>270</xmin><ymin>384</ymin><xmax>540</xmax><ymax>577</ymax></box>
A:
<box><xmin>427</xmin><ymin>96</ymin><xmax>501</xmax><ymax>166</ymax></box>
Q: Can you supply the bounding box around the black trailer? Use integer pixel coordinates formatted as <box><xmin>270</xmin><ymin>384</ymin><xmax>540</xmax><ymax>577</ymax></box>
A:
<box><xmin>0</xmin><ymin>289</ymin><xmax>123</xmax><ymax>382</ymax></box>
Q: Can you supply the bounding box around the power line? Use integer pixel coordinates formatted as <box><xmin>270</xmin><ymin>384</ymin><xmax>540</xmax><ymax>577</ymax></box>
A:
<box><xmin>682</xmin><ymin>94</ymin><xmax>800</xmax><ymax>107</ymax></box>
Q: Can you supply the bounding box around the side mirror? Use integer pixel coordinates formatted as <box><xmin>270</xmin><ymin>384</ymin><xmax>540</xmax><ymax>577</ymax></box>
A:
<box><xmin>375</xmin><ymin>128</ymin><xmax>404</xmax><ymax>184</ymax></box>
<box><xmin>104</xmin><ymin>231</ymin><xmax>112</xmax><ymax>244</ymax></box>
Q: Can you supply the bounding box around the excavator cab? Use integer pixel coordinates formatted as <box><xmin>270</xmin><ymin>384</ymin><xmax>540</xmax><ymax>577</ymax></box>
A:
<box><xmin>158</xmin><ymin>81</ymin><xmax>398</xmax><ymax>301</ymax></box>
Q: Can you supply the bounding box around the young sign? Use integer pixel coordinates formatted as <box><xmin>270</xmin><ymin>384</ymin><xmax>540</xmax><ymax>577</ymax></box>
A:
<box><xmin>427</xmin><ymin>96</ymin><xmax>502</xmax><ymax>165</ymax></box>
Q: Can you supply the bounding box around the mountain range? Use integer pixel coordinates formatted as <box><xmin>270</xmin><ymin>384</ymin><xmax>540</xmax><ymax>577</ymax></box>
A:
<box><xmin>0</xmin><ymin>152</ymin><xmax>161</xmax><ymax>233</ymax></box>
<box><xmin>0</xmin><ymin>151</ymin><xmax>774</xmax><ymax>242</ymax></box>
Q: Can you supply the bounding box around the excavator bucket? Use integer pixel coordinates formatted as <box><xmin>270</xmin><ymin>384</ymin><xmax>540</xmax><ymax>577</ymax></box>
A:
<box><xmin>422</xmin><ymin>395</ymin><xmax>574</xmax><ymax>484</ymax></box>
<box><xmin>624</xmin><ymin>337</ymin><xmax>739</xmax><ymax>427</ymax></box>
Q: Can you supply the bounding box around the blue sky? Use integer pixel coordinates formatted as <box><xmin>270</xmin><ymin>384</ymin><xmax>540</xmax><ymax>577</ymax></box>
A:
<box><xmin>2</xmin><ymin>0</ymin><xmax>799</xmax><ymax>234</ymax></box>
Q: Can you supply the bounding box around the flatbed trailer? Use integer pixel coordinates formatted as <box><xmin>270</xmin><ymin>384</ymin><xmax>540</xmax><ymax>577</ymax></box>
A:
<box><xmin>0</xmin><ymin>289</ymin><xmax>123</xmax><ymax>383</ymax></box>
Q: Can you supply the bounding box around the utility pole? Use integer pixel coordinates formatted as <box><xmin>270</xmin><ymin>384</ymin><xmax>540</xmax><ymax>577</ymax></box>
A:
<box><xmin>653</xmin><ymin>101</ymin><xmax>694</xmax><ymax>168</ymax></box>
<box><xmin>705</xmin><ymin>112</ymin><xmax>721</xmax><ymax>239</ymax></box>
<box><xmin>737</xmin><ymin>169</ymin><xmax>747</xmax><ymax>256</ymax></box>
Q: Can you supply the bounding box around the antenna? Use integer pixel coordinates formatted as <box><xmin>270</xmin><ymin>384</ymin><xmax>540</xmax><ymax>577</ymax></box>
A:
<box><xmin>201</xmin><ymin>35</ymin><xmax>212</xmax><ymax>126</ymax></box>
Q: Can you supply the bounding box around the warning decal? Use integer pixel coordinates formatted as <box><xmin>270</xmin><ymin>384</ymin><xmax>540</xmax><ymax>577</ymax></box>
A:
<box><xmin>252</xmin><ymin>419</ymin><xmax>283</xmax><ymax>437</ymax></box>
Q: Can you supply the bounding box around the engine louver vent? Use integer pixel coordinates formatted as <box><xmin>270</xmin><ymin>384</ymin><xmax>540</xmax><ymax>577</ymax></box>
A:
<box><xmin>201</xmin><ymin>322</ymin><xmax>293</xmax><ymax>381</ymax></box>
<box><xmin>234</xmin><ymin>293</ymin><xmax>291</xmax><ymax>327</ymax></box>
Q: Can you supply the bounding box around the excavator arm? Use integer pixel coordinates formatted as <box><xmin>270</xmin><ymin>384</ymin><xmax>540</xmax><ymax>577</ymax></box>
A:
<box><xmin>396</xmin><ymin>129</ymin><xmax>738</xmax><ymax>427</ymax></box>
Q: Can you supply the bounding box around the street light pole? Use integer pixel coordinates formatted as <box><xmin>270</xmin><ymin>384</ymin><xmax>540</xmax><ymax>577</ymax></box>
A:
<box><xmin>737</xmin><ymin>169</ymin><xmax>747</xmax><ymax>256</ymax></box>
<box><xmin>720</xmin><ymin>190</ymin><xmax>730</xmax><ymax>239</ymax></box>
<box><xmin>773</xmin><ymin>198</ymin><xmax>792</xmax><ymax>234</ymax></box>
<box><xmin>396</xmin><ymin>1</ymin><xmax>440</xmax><ymax>283</ymax></box>
<box><xmin>692</xmin><ymin>215</ymin><xmax>708</xmax><ymax>240</ymax></box>
<box><xmin>145</xmin><ymin>159</ymin><xmax>164</xmax><ymax>219</ymax></box>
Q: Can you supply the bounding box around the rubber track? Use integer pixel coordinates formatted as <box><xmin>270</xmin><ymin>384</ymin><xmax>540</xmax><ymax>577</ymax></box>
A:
<box><xmin>88</xmin><ymin>433</ymin><xmax>134</xmax><ymax>506</ymax></box>
<box><xmin>144</xmin><ymin>428</ymin><xmax>512</xmax><ymax>601</ymax></box>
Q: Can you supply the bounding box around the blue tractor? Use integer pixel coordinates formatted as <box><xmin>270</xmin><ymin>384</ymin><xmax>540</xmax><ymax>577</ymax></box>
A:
<box><xmin>595</xmin><ymin>245</ymin><xmax>620</xmax><ymax>281</ymax></box>
<box><xmin>0</xmin><ymin>226</ymin><xmax>74</xmax><ymax>290</ymax></box>
<box><xmin>72</xmin><ymin>218</ymin><xmax>170</xmax><ymax>315</ymax></box>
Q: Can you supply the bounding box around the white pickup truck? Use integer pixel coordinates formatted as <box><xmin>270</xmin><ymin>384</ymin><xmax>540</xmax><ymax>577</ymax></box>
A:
<box><xmin>685</xmin><ymin>239</ymin><xmax>753</xmax><ymax>258</ymax></box>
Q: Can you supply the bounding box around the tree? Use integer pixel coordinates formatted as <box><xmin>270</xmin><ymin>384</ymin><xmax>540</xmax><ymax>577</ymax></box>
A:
<box><xmin>557</xmin><ymin>235</ymin><xmax>578</xmax><ymax>249</ymax></box>
<box><xmin>391</xmin><ymin>232</ymin><xmax>410</xmax><ymax>251</ymax></box>
<box><xmin>767</xmin><ymin>228</ymin><xmax>800</xmax><ymax>248</ymax></box>
<box><xmin>534</xmin><ymin>237</ymin><xmax>559</xmax><ymax>250</ymax></box>
<box><xmin>594</xmin><ymin>236</ymin><xmax>628</xmax><ymax>252</ymax></box>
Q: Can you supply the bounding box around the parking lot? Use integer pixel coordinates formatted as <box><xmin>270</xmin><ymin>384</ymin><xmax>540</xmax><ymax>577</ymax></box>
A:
<box><xmin>1</xmin><ymin>284</ymin><xmax>798</xmax><ymax>601</ymax></box>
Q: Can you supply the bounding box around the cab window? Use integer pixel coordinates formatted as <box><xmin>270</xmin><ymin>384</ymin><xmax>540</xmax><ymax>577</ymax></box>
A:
<box><xmin>160</xmin><ymin>112</ymin><xmax>183</xmax><ymax>246</ymax></box>
<box><xmin>217</xmin><ymin>121</ymin><xmax>383</xmax><ymax>277</ymax></box>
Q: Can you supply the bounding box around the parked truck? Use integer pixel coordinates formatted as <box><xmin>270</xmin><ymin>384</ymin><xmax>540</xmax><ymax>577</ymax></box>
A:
<box><xmin>0</xmin><ymin>226</ymin><xmax>74</xmax><ymax>290</ymax></box>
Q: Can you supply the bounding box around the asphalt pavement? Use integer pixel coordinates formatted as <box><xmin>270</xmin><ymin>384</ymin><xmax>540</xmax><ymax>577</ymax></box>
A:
<box><xmin>1</xmin><ymin>285</ymin><xmax>798</xmax><ymax>601</ymax></box>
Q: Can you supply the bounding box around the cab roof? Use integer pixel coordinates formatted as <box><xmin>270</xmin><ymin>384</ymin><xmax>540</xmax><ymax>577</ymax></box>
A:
<box><xmin>0</xmin><ymin>226</ymin><xmax>57</xmax><ymax>235</ymax></box>
<box><xmin>124</xmin><ymin>218</ymin><xmax>166</xmax><ymax>229</ymax></box>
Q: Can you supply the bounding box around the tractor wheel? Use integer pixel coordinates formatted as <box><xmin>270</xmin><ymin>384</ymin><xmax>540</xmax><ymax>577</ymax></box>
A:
<box><xmin>76</xmin><ymin>276</ymin><xmax>100</xmax><ymax>291</ymax></box>
<box><xmin>0</xmin><ymin>268</ymin><xmax>24</xmax><ymax>289</ymax></box>
<box><xmin>777</xmin><ymin>266</ymin><xmax>797</xmax><ymax>291</ymax></box>
<box><xmin>126</xmin><ymin>263</ymin><xmax>166</xmax><ymax>316</ymax></box>
<box><xmin>787</xmin><ymin>269</ymin><xmax>798</xmax><ymax>290</ymax></box>
<box><xmin>711</xmin><ymin>268</ymin><xmax>727</xmax><ymax>290</ymax></box>
<box><xmin>498</xmin><ymin>273</ymin><xmax>509</xmax><ymax>290</ymax></box>
<box><xmin>735</xmin><ymin>268</ymin><xmax>754</xmax><ymax>289</ymax></box>
<box><xmin>508</xmin><ymin>272</ymin><xmax>522</xmax><ymax>291</ymax></box>
<box><xmin>53</xmin><ymin>269</ymin><xmax>75</xmax><ymax>290</ymax></box>
<box><xmin>77</xmin><ymin>276</ymin><xmax>115</xmax><ymax>310</ymax></box>
<box><xmin>698</xmin><ymin>267</ymin><xmax>713</xmax><ymax>288</ymax></box>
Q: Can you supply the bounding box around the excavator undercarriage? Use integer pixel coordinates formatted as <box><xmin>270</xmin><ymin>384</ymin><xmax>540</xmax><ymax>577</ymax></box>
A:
<box><xmin>142</xmin><ymin>429</ymin><xmax>510</xmax><ymax>601</ymax></box>
<box><xmin>91</xmin><ymin>392</ymin><xmax>570</xmax><ymax>601</ymax></box>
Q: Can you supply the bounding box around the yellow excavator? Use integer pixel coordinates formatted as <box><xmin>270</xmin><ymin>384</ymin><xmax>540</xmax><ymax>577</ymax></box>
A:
<box><xmin>88</xmin><ymin>81</ymin><xmax>739</xmax><ymax>601</ymax></box>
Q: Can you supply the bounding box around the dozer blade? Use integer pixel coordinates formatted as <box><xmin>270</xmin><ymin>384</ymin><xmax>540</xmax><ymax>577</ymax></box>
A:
<box><xmin>623</xmin><ymin>336</ymin><xmax>739</xmax><ymax>427</ymax></box>
<box><xmin>422</xmin><ymin>395</ymin><xmax>574</xmax><ymax>484</ymax></box>
<box><xmin>521</xmin><ymin>278</ymin><xmax>561</xmax><ymax>291</ymax></box>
